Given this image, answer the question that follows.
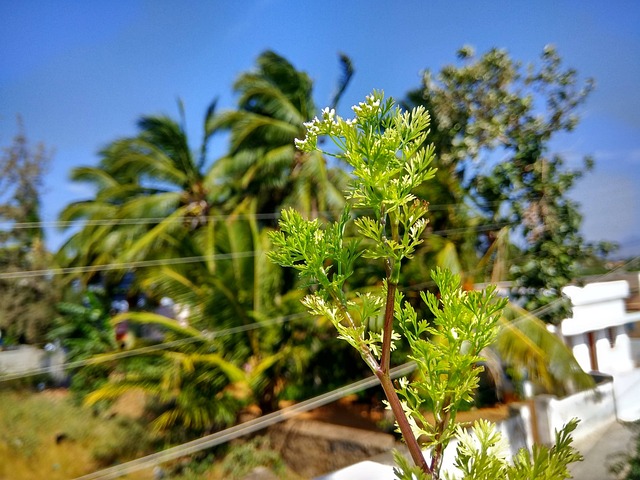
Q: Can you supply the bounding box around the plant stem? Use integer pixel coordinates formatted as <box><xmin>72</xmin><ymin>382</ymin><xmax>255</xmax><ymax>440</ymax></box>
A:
<box><xmin>376</xmin><ymin>369</ymin><xmax>432</xmax><ymax>475</ymax></box>
<box><xmin>381</xmin><ymin>207</ymin><xmax>402</xmax><ymax>374</ymax></box>
<box><xmin>331</xmin><ymin>281</ymin><xmax>431</xmax><ymax>475</ymax></box>
<box><xmin>380</xmin><ymin>280</ymin><xmax>396</xmax><ymax>374</ymax></box>
<box><xmin>429</xmin><ymin>406</ymin><xmax>451</xmax><ymax>475</ymax></box>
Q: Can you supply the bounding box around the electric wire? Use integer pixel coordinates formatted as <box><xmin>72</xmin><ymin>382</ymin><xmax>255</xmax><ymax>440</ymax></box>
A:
<box><xmin>522</xmin><ymin>253</ymin><xmax>640</xmax><ymax>320</ymax></box>
<box><xmin>2</xmin><ymin>199</ymin><xmax>513</xmax><ymax>230</ymax></box>
<box><xmin>0</xmin><ymin>312</ymin><xmax>309</xmax><ymax>383</ymax></box>
<box><xmin>0</xmin><ymin>251</ymin><xmax>257</xmax><ymax>280</ymax></box>
<box><xmin>0</xmin><ymin>221</ymin><xmax>516</xmax><ymax>280</ymax></box>
<box><xmin>1</xmin><ymin>249</ymin><xmax>636</xmax><ymax>383</ymax></box>
<box><xmin>72</xmin><ymin>362</ymin><xmax>417</xmax><ymax>480</ymax></box>
<box><xmin>400</xmin><ymin>253</ymin><xmax>640</xmax><ymax>329</ymax></box>
<box><xmin>6</xmin><ymin>185</ymin><xmax>632</xmax><ymax>232</ymax></box>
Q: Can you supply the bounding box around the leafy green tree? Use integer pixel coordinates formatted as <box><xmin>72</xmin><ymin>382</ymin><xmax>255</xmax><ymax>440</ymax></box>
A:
<box><xmin>49</xmin><ymin>289</ymin><xmax>117</xmax><ymax>360</ymax></box>
<box><xmin>405</xmin><ymin>45</ymin><xmax>610</xmax><ymax>323</ymax></box>
<box><xmin>478</xmin><ymin>154</ymin><xmax>612</xmax><ymax>323</ymax></box>
<box><xmin>48</xmin><ymin>288</ymin><xmax>118</xmax><ymax>398</ymax></box>
<box><xmin>0</xmin><ymin>120</ymin><xmax>59</xmax><ymax>343</ymax></box>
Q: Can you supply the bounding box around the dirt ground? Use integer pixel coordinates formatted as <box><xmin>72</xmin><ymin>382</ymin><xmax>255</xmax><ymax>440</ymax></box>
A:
<box><xmin>34</xmin><ymin>387</ymin><xmax>513</xmax><ymax>479</ymax></box>
<box><xmin>299</xmin><ymin>393</ymin><xmax>511</xmax><ymax>432</ymax></box>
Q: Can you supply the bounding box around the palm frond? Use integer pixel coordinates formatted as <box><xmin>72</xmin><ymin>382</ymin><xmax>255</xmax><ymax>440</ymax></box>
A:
<box><xmin>495</xmin><ymin>302</ymin><xmax>594</xmax><ymax>395</ymax></box>
<box><xmin>111</xmin><ymin>311</ymin><xmax>203</xmax><ymax>338</ymax></box>
<box><xmin>191</xmin><ymin>352</ymin><xmax>246</xmax><ymax>383</ymax></box>
<box><xmin>330</xmin><ymin>52</ymin><xmax>355</xmax><ymax>110</ymax></box>
<box><xmin>84</xmin><ymin>381</ymin><xmax>159</xmax><ymax>407</ymax></box>
<box><xmin>57</xmin><ymin>200</ymin><xmax>118</xmax><ymax>225</ymax></box>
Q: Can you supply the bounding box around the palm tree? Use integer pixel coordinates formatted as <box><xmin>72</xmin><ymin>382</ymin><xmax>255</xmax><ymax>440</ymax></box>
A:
<box><xmin>57</xmin><ymin>101</ymin><xmax>221</xmax><ymax>287</ymax></box>
<box><xmin>54</xmin><ymin>53</ymin><xmax>357</xmax><ymax>426</ymax></box>
<box><xmin>131</xmin><ymin>201</ymin><xmax>325</xmax><ymax>408</ymax></box>
<box><xmin>83</xmin><ymin>339</ymin><xmax>243</xmax><ymax>435</ymax></box>
<box><xmin>133</xmin><ymin>201</ymin><xmax>300</xmax><ymax>347</ymax></box>
<box><xmin>61</xmin><ymin>198</ymin><xmax>321</xmax><ymax>427</ymax></box>
<box><xmin>82</xmin><ymin>212</ymin><xmax>316</xmax><ymax>429</ymax></box>
<box><xmin>207</xmin><ymin>50</ymin><xmax>350</xmax><ymax>222</ymax></box>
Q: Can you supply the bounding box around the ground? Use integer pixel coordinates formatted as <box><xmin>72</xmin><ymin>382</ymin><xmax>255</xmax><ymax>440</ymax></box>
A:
<box><xmin>0</xmin><ymin>385</ymin><xmax>513</xmax><ymax>479</ymax></box>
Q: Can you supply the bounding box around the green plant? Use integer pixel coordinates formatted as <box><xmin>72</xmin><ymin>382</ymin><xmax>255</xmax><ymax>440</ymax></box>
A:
<box><xmin>219</xmin><ymin>436</ymin><xmax>285</xmax><ymax>478</ymax></box>
<box><xmin>0</xmin><ymin>120</ymin><xmax>59</xmax><ymax>344</ymax></box>
<box><xmin>269</xmin><ymin>91</ymin><xmax>582</xmax><ymax>479</ymax></box>
<box><xmin>0</xmin><ymin>389</ymin><xmax>156</xmax><ymax>479</ymax></box>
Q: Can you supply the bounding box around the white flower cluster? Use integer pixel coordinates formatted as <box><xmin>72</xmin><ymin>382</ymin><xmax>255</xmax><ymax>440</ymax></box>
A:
<box><xmin>321</xmin><ymin>106</ymin><xmax>336</xmax><ymax>122</ymax></box>
<box><xmin>295</xmin><ymin>107</ymin><xmax>342</xmax><ymax>152</ymax></box>
<box><xmin>294</xmin><ymin>117</ymin><xmax>321</xmax><ymax>152</ymax></box>
<box><xmin>294</xmin><ymin>97</ymin><xmax>380</xmax><ymax>153</ymax></box>
<box><xmin>352</xmin><ymin>93</ymin><xmax>382</xmax><ymax>118</ymax></box>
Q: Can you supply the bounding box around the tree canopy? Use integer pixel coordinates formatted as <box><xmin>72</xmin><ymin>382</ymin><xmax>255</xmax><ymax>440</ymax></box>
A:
<box><xmin>404</xmin><ymin>45</ymin><xmax>612</xmax><ymax>322</ymax></box>
<box><xmin>0</xmin><ymin>120</ymin><xmax>59</xmax><ymax>343</ymax></box>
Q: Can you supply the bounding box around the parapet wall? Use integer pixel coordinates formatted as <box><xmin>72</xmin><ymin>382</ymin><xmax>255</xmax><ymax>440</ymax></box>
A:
<box><xmin>561</xmin><ymin>280</ymin><xmax>640</xmax><ymax>374</ymax></box>
<box><xmin>0</xmin><ymin>345</ymin><xmax>66</xmax><ymax>383</ymax></box>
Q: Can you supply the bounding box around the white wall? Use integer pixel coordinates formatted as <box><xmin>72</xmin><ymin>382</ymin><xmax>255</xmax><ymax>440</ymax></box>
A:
<box><xmin>0</xmin><ymin>345</ymin><xmax>66</xmax><ymax>383</ymax></box>
<box><xmin>533</xmin><ymin>378</ymin><xmax>616</xmax><ymax>445</ymax></box>
<box><xmin>561</xmin><ymin>280</ymin><xmax>639</xmax><ymax>374</ymax></box>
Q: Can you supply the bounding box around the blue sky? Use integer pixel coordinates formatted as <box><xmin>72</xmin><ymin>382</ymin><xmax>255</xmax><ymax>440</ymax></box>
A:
<box><xmin>1</xmin><ymin>0</ymin><xmax>639</xmax><ymax>257</ymax></box>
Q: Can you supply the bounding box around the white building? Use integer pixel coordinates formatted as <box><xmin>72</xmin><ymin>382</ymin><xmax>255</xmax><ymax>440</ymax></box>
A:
<box><xmin>561</xmin><ymin>277</ymin><xmax>640</xmax><ymax>375</ymax></box>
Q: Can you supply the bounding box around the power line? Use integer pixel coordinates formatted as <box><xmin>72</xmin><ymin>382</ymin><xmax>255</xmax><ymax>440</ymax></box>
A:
<box><xmin>502</xmin><ymin>253</ymin><xmax>640</xmax><ymax>326</ymax></box>
<box><xmin>2</xmin><ymin>200</ymin><xmax>513</xmax><ymax>231</ymax></box>
<box><xmin>10</xmin><ymin>185</ymin><xmax>630</xmax><ymax>234</ymax></box>
<box><xmin>0</xmin><ymin>251</ymin><xmax>257</xmax><ymax>280</ymax></box>
<box><xmin>0</xmin><ymin>312</ymin><xmax>309</xmax><ymax>383</ymax></box>
<box><xmin>72</xmin><ymin>362</ymin><xmax>417</xmax><ymax>480</ymax></box>
<box><xmin>0</xmin><ymin>250</ymin><xmax>540</xmax><ymax>383</ymax></box>
<box><xmin>9</xmin><ymin>252</ymin><xmax>636</xmax><ymax>384</ymax></box>
<box><xmin>402</xmin><ymin>253</ymin><xmax>640</xmax><ymax>326</ymax></box>
<box><xmin>2</xmin><ymin>237</ymin><xmax>636</xmax><ymax>383</ymax></box>
<box><xmin>2</xmin><ymin>212</ymin><xmax>283</xmax><ymax>230</ymax></box>
<box><xmin>0</xmin><ymin>221</ymin><xmax>516</xmax><ymax>280</ymax></box>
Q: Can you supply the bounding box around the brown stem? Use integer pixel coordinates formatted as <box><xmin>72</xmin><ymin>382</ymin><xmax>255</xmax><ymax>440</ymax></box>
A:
<box><xmin>429</xmin><ymin>393</ymin><xmax>456</xmax><ymax>477</ymax></box>
<box><xmin>380</xmin><ymin>280</ymin><xmax>396</xmax><ymax>374</ymax></box>
<box><xmin>429</xmin><ymin>409</ymin><xmax>451</xmax><ymax>476</ymax></box>
<box><xmin>327</xmin><ymin>270</ymin><xmax>430</xmax><ymax>474</ymax></box>
<box><xmin>377</xmin><ymin>370</ymin><xmax>431</xmax><ymax>475</ymax></box>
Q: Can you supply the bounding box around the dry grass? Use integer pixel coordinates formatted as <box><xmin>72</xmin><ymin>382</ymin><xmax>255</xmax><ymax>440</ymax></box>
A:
<box><xmin>0</xmin><ymin>389</ymin><xmax>155</xmax><ymax>480</ymax></box>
